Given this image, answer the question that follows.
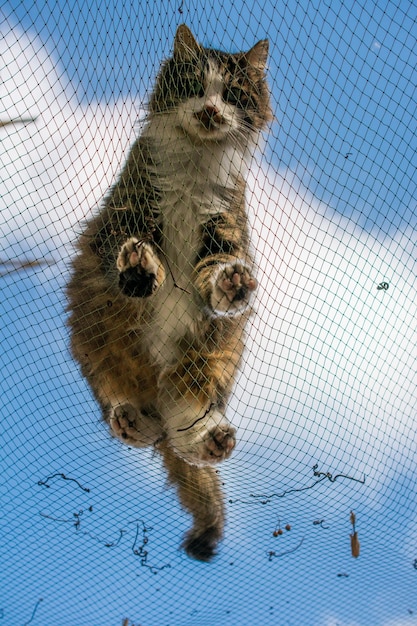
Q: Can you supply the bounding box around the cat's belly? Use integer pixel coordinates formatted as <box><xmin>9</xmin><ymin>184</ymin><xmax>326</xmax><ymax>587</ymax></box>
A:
<box><xmin>145</xmin><ymin>191</ymin><xmax>216</xmax><ymax>365</ymax></box>
<box><xmin>147</xmin><ymin>277</ymin><xmax>202</xmax><ymax>366</ymax></box>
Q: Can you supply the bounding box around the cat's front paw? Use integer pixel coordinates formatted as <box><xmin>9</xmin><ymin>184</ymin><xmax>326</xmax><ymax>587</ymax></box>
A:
<box><xmin>210</xmin><ymin>261</ymin><xmax>257</xmax><ymax>316</ymax></box>
<box><xmin>117</xmin><ymin>238</ymin><xmax>165</xmax><ymax>298</ymax></box>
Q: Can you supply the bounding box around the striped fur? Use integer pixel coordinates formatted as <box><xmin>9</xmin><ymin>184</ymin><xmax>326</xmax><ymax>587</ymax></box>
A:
<box><xmin>67</xmin><ymin>24</ymin><xmax>271</xmax><ymax>560</ymax></box>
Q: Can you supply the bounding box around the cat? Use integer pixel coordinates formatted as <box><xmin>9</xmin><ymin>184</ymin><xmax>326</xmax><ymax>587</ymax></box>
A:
<box><xmin>67</xmin><ymin>24</ymin><xmax>271</xmax><ymax>561</ymax></box>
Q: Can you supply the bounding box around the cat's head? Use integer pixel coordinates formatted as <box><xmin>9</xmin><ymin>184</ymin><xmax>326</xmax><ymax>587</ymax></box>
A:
<box><xmin>149</xmin><ymin>24</ymin><xmax>272</xmax><ymax>145</ymax></box>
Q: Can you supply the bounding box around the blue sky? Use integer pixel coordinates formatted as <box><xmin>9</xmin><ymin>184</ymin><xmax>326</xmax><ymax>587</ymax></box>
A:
<box><xmin>1</xmin><ymin>1</ymin><xmax>417</xmax><ymax>625</ymax></box>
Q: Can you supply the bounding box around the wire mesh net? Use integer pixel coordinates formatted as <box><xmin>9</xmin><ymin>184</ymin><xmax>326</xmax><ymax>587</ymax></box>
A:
<box><xmin>1</xmin><ymin>1</ymin><xmax>416</xmax><ymax>625</ymax></box>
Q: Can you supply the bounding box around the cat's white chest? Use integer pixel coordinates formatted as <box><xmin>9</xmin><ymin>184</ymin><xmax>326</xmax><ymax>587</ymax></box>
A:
<box><xmin>163</xmin><ymin>187</ymin><xmax>202</xmax><ymax>278</ymax></box>
<box><xmin>144</xmin><ymin>128</ymin><xmax>247</xmax><ymax>365</ymax></box>
<box><xmin>148</xmin><ymin>180</ymin><xmax>207</xmax><ymax>364</ymax></box>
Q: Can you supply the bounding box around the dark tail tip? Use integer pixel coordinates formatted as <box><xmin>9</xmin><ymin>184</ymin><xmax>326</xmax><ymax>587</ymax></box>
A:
<box><xmin>182</xmin><ymin>525</ymin><xmax>222</xmax><ymax>562</ymax></box>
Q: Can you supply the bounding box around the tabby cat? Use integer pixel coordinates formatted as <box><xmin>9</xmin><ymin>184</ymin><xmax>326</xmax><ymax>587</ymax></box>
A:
<box><xmin>67</xmin><ymin>24</ymin><xmax>271</xmax><ymax>561</ymax></box>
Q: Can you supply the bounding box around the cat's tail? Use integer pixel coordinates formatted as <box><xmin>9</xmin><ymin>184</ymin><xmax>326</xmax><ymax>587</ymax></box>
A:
<box><xmin>158</xmin><ymin>440</ymin><xmax>225</xmax><ymax>562</ymax></box>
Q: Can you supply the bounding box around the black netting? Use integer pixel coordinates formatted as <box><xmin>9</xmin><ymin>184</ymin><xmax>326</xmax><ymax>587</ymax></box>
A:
<box><xmin>1</xmin><ymin>2</ymin><xmax>416</xmax><ymax>625</ymax></box>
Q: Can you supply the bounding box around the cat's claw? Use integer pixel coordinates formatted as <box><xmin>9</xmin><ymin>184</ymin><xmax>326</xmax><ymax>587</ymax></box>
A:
<box><xmin>210</xmin><ymin>261</ymin><xmax>257</xmax><ymax>315</ymax></box>
<box><xmin>117</xmin><ymin>238</ymin><xmax>165</xmax><ymax>298</ymax></box>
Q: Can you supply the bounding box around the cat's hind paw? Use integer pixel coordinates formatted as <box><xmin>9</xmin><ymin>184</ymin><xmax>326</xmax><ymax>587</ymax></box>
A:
<box><xmin>169</xmin><ymin>407</ymin><xmax>236</xmax><ymax>466</ymax></box>
<box><xmin>209</xmin><ymin>261</ymin><xmax>257</xmax><ymax>316</ymax></box>
<box><xmin>109</xmin><ymin>403</ymin><xmax>163</xmax><ymax>448</ymax></box>
<box><xmin>117</xmin><ymin>238</ymin><xmax>165</xmax><ymax>298</ymax></box>
<box><xmin>203</xmin><ymin>422</ymin><xmax>236</xmax><ymax>462</ymax></box>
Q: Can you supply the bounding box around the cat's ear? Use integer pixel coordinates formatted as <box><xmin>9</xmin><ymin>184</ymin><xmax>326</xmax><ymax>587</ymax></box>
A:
<box><xmin>245</xmin><ymin>40</ymin><xmax>269</xmax><ymax>71</ymax></box>
<box><xmin>174</xmin><ymin>24</ymin><xmax>202</xmax><ymax>60</ymax></box>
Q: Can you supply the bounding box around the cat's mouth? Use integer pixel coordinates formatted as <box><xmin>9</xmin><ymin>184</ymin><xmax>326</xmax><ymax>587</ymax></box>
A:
<box><xmin>193</xmin><ymin>105</ymin><xmax>226</xmax><ymax>132</ymax></box>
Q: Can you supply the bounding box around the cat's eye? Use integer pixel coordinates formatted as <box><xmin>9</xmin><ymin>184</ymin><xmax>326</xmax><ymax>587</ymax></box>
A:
<box><xmin>189</xmin><ymin>80</ymin><xmax>205</xmax><ymax>97</ymax></box>
<box><xmin>177</xmin><ymin>76</ymin><xmax>204</xmax><ymax>99</ymax></box>
<box><xmin>224</xmin><ymin>85</ymin><xmax>252</xmax><ymax>109</ymax></box>
<box><xmin>173</xmin><ymin>62</ymin><xmax>205</xmax><ymax>100</ymax></box>
<box><xmin>224</xmin><ymin>86</ymin><xmax>242</xmax><ymax>105</ymax></box>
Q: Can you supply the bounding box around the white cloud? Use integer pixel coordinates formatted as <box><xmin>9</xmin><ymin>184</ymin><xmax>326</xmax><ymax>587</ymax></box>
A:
<box><xmin>0</xmin><ymin>25</ymin><xmax>142</xmax><ymax>260</ymax></box>
<box><xmin>230</xmin><ymin>161</ymin><xmax>417</xmax><ymax>487</ymax></box>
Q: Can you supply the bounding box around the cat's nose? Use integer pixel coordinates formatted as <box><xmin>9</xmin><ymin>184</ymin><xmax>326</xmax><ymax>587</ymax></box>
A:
<box><xmin>194</xmin><ymin>105</ymin><xmax>225</xmax><ymax>130</ymax></box>
<box><xmin>203</xmin><ymin>105</ymin><xmax>224</xmax><ymax>123</ymax></box>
